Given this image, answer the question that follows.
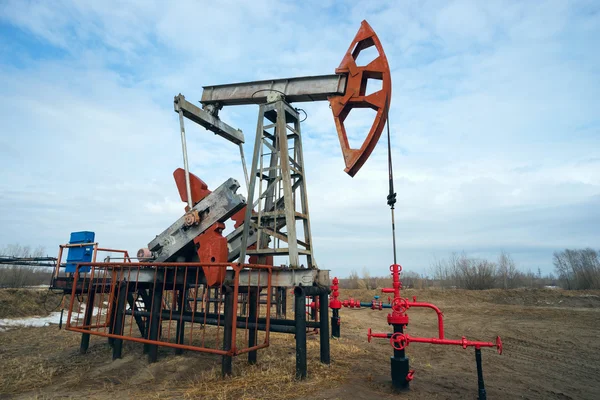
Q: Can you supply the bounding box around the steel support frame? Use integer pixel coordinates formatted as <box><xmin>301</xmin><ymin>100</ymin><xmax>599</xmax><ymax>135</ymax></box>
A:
<box><xmin>239</xmin><ymin>98</ymin><xmax>314</xmax><ymax>269</ymax></box>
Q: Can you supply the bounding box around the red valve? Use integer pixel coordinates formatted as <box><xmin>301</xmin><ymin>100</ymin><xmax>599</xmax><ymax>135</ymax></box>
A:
<box><xmin>406</xmin><ymin>370</ymin><xmax>415</xmax><ymax>382</ymax></box>
<box><xmin>496</xmin><ymin>336</ymin><xmax>503</xmax><ymax>355</ymax></box>
<box><xmin>390</xmin><ymin>332</ymin><xmax>408</xmax><ymax>351</ymax></box>
<box><xmin>391</xmin><ymin>297</ymin><xmax>408</xmax><ymax>314</ymax></box>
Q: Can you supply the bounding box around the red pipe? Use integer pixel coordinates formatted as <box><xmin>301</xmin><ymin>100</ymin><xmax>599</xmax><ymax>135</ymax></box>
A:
<box><xmin>407</xmin><ymin>335</ymin><xmax>497</xmax><ymax>350</ymax></box>
<box><xmin>408</xmin><ymin>301</ymin><xmax>444</xmax><ymax>339</ymax></box>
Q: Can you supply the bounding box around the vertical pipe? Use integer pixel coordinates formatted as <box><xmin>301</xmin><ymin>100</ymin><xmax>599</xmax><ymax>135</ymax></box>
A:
<box><xmin>79</xmin><ymin>289</ymin><xmax>96</xmax><ymax>354</ymax></box>
<box><xmin>178</xmin><ymin>109</ymin><xmax>193</xmax><ymax>210</ymax></box>
<box><xmin>175</xmin><ymin>288</ymin><xmax>185</xmax><ymax>355</ymax></box>
<box><xmin>295</xmin><ymin>288</ymin><xmax>307</xmax><ymax>379</ymax></box>
<box><xmin>112</xmin><ymin>282</ymin><xmax>127</xmax><ymax>360</ymax></box>
<box><xmin>391</xmin><ymin>323</ymin><xmax>410</xmax><ymax>390</ymax></box>
<box><xmin>281</xmin><ymin>287</ymin><xmax>287</xmax><ymax>319</ymax></box>
<box><xmin>248</xmin><ymin>288</ymin><xmax>258</xmax><ymax>364</ymax></box>
<box><xmin>319</xmin><ymin>290</ymin><xmax>330</xmax><ymax>365</ymax></box>
<box><xmin>148</xmin><ymin>282</ymin><xmax>164</xmax><ymax>363</ymax></box>
<box><xmin>222</xmin><ymin>287</ymin><xmax>234</xmax><ymax>376</ymax></box>
<box><xmin>476</xmin><ymin>348</ymin><xmax>487</xmax><ymax>400</ymax></box>
<box><xmin>331</xmin><ymin>309</ymin><xmax>340</xmax><ymax>338</ymax></box>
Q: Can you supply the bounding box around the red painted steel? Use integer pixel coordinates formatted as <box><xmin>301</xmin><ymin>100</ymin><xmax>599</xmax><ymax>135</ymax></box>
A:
<box><xmin>328</xmin><ymin>20</ymin><xmax>392</xmax><ymax>177</ymax></box>
<box><xmin>364</xmin><ymin>261</ymin><xmax>502</xmax><ymax>384</ymax></box>
<box><xmin>65</xmin><ymin>262</ymin><xmax>272</xmax><ymax>357</ymax></box>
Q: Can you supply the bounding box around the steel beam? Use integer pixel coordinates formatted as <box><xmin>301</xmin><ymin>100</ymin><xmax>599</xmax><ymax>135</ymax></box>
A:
<box><xmin>201</xmin><ymin>74</ymin><xmax>347</xmax><ymax>106</ymax></box>
<box><xmin>174</xmin><ymin>94</ymin><xmax>244</xmax><ymax>145</ymax></box>
<box><xmin>124</xmin><ymin>266</ymin><xmax>329</xmax><ymax>287</ymax></box>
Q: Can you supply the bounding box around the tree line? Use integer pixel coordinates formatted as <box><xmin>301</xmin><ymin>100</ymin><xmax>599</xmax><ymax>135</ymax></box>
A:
<box><xmin>339</xmin><ymin>249</ymin><xmax>600</xmax><ymax>291</ymax></box>
<box><xmin>0</xmin><ymin>244</ymin><xmax>53</xmax><ymax>288</ymax></box>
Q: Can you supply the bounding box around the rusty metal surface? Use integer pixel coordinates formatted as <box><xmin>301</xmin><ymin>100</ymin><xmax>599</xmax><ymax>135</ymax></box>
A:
<box><xmin>201</xmin><ymin>74</ymin><xmax>347</xmax><ymax>106</ymax></box>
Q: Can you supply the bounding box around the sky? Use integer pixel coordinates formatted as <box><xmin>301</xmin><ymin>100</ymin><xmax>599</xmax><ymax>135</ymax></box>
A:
<box><xmin>0</xmin><ymin>0</ymin><xmax>598</xmax><ymax>277</ymax></box>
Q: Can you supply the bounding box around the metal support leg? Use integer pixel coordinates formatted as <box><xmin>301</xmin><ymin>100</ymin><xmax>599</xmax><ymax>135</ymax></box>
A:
<box><xmin>295</xmin><ymin>289</ymin><xmax>307</xmax><ymax>379</ymax></box>
<box><xmin>127</xmin><ymin>292</ymin><xmax>145</xmax><ymax>337</ymax></box>
<box><xmin>319</xmin><ymin>291</ymin><xmax>330</xmax><ymax>365</ymax></box>
<box><xmin>175</xmin><ymin>288</ymin><xmax>185</xmax><ymax>355</ymax></box>
<box><xmin>79</xmin><ymin>289</ymin><xmax>96</xmax><ymax>354</ymax></box>
<box><xmin>112</xmin><ymin>283</ymin><xmax>127</xmax><ymax>360</ymax></box>
<box><xmin>138</xmin><ymin>288</ymin><xmax>152</xmax><ymax>354</ymax></box>
<box><xmin>148</xmin><ymin>283</ymin><xmax>163</xmax><ymax>363</ymax></box>
<box><xmin>281</xmin><ymin>287</ymin><xmax>287</xmax><ymax>318</ymax></box>
<box><xmin>476</xmin><ymin>348</ymin><xmax>487</xmax><ymax>400</ymax></box>
<box><xmin>222</xmin><ymin>287</ymin><xmax>234</xmax><ymax>376</ymax></box>
<box><xmin>248</xmin><ymin>288</ymin><xmax>258</xmax><ymax>365</ymax></box>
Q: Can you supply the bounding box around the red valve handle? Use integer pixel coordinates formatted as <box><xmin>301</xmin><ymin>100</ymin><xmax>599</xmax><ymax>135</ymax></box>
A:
<box><xmin>390</xmin><ymin>332</ymin><xmax>408</xmax><ymax>351</ymax></box>
<box><xmin>496</xmin><ymin>336</ymin><xmax>503</xmax><ymax>355</ymax></box>
<box><xmin>389</xmin><ymin>264</ymin><xmax>402</xmax><ymax>272</ymax></box>
<box><xmin>406</xmin><ymin>370</ymin><xmax>415</xmax><ymax>382</ymax></box>
<box><xmin>391</xmin><ymin>297</ymin><xmax>408</xmax><ymax>314</ymax></box>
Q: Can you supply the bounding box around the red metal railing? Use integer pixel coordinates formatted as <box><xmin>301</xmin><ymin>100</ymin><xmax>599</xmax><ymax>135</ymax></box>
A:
<box><xmin>65</xmin><ymin>262</ymin><xmax>272</xmax><ymax>356</ymax></box>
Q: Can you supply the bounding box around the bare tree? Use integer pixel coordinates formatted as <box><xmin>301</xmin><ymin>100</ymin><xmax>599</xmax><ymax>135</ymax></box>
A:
<box><xmin>498</xmin><ymin>251</ymin><xmax>518</xmax><ymax>289</ymax></box>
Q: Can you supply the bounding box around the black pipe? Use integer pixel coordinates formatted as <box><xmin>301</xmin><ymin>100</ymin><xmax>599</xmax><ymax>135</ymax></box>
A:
<box><xmin>295</xmin><ymin>287</ymin><xmax>307</xmax><ymax>380</ymax></box>
<box><xmin>79</xmin><ymin>289</ymin><xmax>95</xmax><ymax>354</ymax></box>
<box><xmin>248</xmin><ymin>288</ymin><xmax>258</xmax><ymax>364</ymax></box>
<box><xmin>59</xmin><ymin>309</ymin><xmax>64</xmax><ymax>330</ymax></box>
<box><xmin>319</xmin><ymin>290</ymin><xmax>330</xmax><ymax>365</ymax></box>
<box><xmin>125</xmin><ymin>309</ymin><xmax>319</xmax><ymax>328</ymax></box>
<box><xmin>294</xmin><ymin>285</ymin><xmax>329</xmax><ymax>297</ymax></box>
<box><xmin>125</xmin><ymin>309</ymin><xmax>297</xmax><ymax>334</ymax></box>
<box><xmin>222</xmin><ymin>287</ymin><xmax>233</xmax><ymax>377</ymax></box>
<box><xmin>331</xmin><ymin>309</ymin><xmax>340</xmax><ymax>338</ymax></box>
<box><xmin>390</xmin><ymin>323</ymin><xmax>410</xmax><ymax>390</ymax></box>
<box><xmin>148</xmin><ymin>282</ymin><xmax>163</xmax><ymax>363</ymax></box>
<box><xmin>476</xmin><ymin>348</ymin><xmax>486</xmax><ymax>400</ymax></box>
<box><xmin>112</xmin><ymin>282</ymin><xmax>128</xmax><ymax>360</ymax></box>
<box><xmin>281</xmin><ymin>287</ymin><xmax>287</xmax><ymax>319</ymax></box>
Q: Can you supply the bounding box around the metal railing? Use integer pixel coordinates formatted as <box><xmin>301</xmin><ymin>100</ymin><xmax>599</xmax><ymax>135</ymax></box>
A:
<box><xmin>65</xmin><ymin>262</ymin><xmax>272</xmax><ymax>359</ymax></box>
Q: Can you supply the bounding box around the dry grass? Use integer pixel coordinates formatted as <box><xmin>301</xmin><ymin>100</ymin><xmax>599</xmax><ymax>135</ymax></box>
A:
<box><xmin>155</xmin><ymin>334</ymin><xmax>364</xmax><ymax>400</ymax></box>
<box><xmin>0</xmin><ymin>288</ymin><xmax>65</xmax><ymax>318</ymax></box>
<box><xmin>3</xmin><ymin>288</ymin><xmax>600</xmax><ymax>399</ymax></box>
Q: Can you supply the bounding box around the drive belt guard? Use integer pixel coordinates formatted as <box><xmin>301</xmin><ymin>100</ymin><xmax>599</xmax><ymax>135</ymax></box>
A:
<box><xmin>329</xmin><ymin>20</ymin><xmax>392</xmax><ymax>177</ymax></box>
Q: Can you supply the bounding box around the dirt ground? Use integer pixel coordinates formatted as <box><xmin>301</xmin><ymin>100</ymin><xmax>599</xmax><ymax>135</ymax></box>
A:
<box><xmin>1</xmin><ymin>288</ymin><xmax>599</xmax><ymax>399</ymax></box>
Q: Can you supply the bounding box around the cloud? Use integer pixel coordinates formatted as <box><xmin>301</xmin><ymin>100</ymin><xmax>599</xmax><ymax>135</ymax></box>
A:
<box><xmin>0</xmin><ymin>0</ymin><xmax>598</xmax><ymax>277</ymax></box>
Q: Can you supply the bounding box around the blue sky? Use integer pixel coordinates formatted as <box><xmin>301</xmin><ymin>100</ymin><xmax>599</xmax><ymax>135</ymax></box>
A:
<box><xmin>0</xmin><ymin>0</ymin><xmax>598</xmax><ymax>277</ymax></box>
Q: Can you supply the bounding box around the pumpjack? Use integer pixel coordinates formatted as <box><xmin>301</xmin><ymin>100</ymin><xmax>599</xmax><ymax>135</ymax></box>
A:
<box><xmin>51</xmin><ymin>20</ymin><xmax>393</xmax><ymax>380</ymax></box>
